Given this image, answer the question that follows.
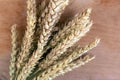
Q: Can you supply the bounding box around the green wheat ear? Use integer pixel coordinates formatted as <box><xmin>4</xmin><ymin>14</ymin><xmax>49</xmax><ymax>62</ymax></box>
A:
<box><xmin>10</xmin><ymin>0</ymin><xmax>100</xmax><ymax>80</ymax></box>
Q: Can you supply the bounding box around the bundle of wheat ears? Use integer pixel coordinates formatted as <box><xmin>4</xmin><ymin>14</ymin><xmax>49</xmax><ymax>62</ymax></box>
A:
<box><xmin>10</xmin><ymin>0</ymin><xmax>100</xmax><ymax>80</ymax></box>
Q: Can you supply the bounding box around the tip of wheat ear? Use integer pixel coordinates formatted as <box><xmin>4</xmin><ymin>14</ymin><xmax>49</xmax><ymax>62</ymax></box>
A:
<box><xmin>87</xmin><ymin>8</ymin><xmax>92</xmax><ymax>13</ymax></box>
<box><xmin>95</xmin><ymin>38</ymin><xmax>100</xmax><ymax>45</ymax></box>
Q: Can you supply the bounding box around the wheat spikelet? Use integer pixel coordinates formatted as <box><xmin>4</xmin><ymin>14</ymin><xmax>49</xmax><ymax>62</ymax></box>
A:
<box><xmin>37</xmin><ymin>0</ymin><xmax>47</xmax><ymax>16</ymax></box>
<box><xmin>16</xmin><ymin>0</ymin><xmax>37</xmax><ymax>72</ymax></box>
<box><xmin>50</xmin><ymin>54</ymin><xmax>95</xmax><ymax>79</ymax></box>
<box><xmin>17</xmin><ymin>0</ymin><xmax>69</xmax><ymax>80</ymax></box>
<box><xmin>10</xmin><ymin>24</ymin><xmax>19</xmax><ymax>80</ymax></box>
<box><xmin>34</xmin><ymin>39</ymin><xmax>99</xmax><ymax>80</ymax></box>
<box><xmin>38</xmin><ymin>8</ymin><xmax>92</xmax><ymax>70</ymax></box>
<box><xmin>51</xmin><ymin>16</ymin><xmax>74</xmax><ymax>35</ymax></box>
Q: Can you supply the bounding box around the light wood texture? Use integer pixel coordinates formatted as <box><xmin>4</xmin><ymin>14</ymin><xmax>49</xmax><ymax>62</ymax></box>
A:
<box><xmin>0</xmin><ymin>0</ymin><xmax>120</xmax><ymax>80</ymax></box>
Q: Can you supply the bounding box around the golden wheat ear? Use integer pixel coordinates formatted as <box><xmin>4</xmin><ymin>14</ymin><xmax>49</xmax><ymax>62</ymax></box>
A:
<box><xmin>34</xmin><ymin>39</ymin><xmax>100</xmax><ymax>80</ymax></box>
<box><xmin>9</xmin><ymin>0</ymin><xmax>100</xmax><ymax>80</ymax></box>
<box><xmin>17</xmin><ymin>0</ymin><xmax>69</xmax><ymax>80</ymax></box>
<box><xmin>10</xmin><ymin>24</ymin><xmax>19</xmax><ymax>80</ymax></box>
<box><xmin>37</xmin><ymin>8</ymin><xmax>92</xmax><ymax>71</ymax></box>
<box><xmin>50</xmin><ymin>54</ymin><xmax>95</xmax><ymax>79</ymax></box>
<box><xmin>47</xmin><ymin>8</ymin><xmax>92</xmax><ymax>50</ymax></box>
<box><xmin>16</xmin><ymin>0</ymin><xmax>37</xmax><ymax>75</ymax></box>
<box><xmin>34</xmin><ymin>0</ymin><xmax>48</xmax><ymax>42</ymax></box>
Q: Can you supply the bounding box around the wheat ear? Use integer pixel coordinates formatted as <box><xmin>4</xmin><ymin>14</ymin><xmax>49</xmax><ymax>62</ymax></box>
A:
<box><xmin>16</xmin><ymin>0</ymin><xmax>37</xmax><ymax>72</ymax></box>
<box><xmin>48</xmin><ymin>9</ymin><xmax>92</xmax><ymax>49</ymax></box>
<box><xmin>38</xmin><ymin>8</ymin><xmax>92</xmax><ymax>70</ymax></box>
<box><xmin>36</xmin><ymin>0</ymin><xmax>69</xmax><ymax>57</ymax></box>
<box><xmin>17</xmin><ymin>0</ymin><xmax>69</xmax><ymax>80</ymax></box>
<box><xmin>59</xmin><ymin>39</ymin><xmax>100</xmax><ymax>62</ymax></box>
<box><xmin>10</xmin><ymin>24</ymin><xmax>19</xmax><ymax>80</ymax></box>
<box><xmin>34</xmin><ymin>39</ymin><xmax>100</xmax><ymax>80</ymax></box>
<box><xmin>49</xmin><ymin>54</ymin><xmax>95</xmax><ymax>79</ymax></box>
<box><xmin>35</xmin><ymin>0</ymin><xmax>47</xmax><ymax>41</ymax></box>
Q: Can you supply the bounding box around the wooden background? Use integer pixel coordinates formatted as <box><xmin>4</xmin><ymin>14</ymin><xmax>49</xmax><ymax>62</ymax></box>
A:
<box><xmin>0</xmin><ymin>0</ymin><xmax>120</xmax><ymax>80</ymax></box>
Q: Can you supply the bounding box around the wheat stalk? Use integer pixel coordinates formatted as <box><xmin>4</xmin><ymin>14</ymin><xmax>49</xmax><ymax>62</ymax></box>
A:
<box><xmin>16</xmin><ymin>0</ymin><xmax>37</xmax><ymax>73</ymax></box>
<box><xmin>34</xmin><ymin>39</ymin><xmax>99</xmax><ymax>80</ymax></box>
<box><xmin>38</xmin><ymin>8</ymin><xmax>92</xmax><ymax>70</ymax></box>
<box><xmin>49</xmin><ymin>54</ymin><xmax>95</xmax><ymax>79</ymax></box>
<box><xmin>17</xmin><ymin>0</ymin><xmax>69</xmax><ymax>80</ymax></box>
<box><xmin>10</xmin><ymin>24</ymin><xmax>19</xmax><ymax>80</ymax></box>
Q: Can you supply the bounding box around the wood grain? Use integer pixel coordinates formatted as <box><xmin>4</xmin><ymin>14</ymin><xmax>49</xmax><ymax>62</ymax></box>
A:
<box><xmin>0</xmin><ymin>0</ymin><xmax>120</xmax><ymax>80</ymax></box>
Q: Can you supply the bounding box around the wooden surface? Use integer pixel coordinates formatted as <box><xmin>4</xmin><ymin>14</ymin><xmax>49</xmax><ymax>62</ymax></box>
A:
<box><xmin>0</xmin><ymin>0</ymin><xmax>120</xmax><ymax>80</ymax></box>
